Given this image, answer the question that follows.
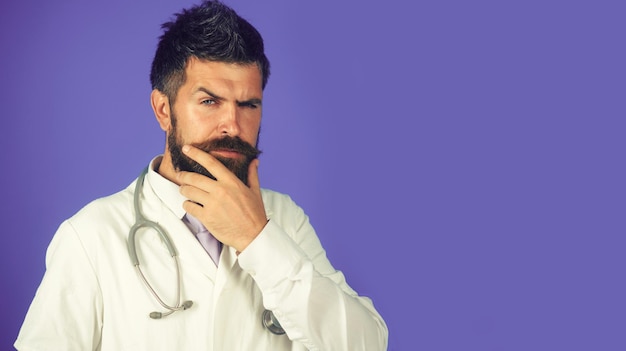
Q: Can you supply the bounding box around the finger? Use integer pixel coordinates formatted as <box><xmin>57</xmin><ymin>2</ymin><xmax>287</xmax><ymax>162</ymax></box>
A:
<box><xmin>176</xmin><ymin>170</ymin><xmax>217</xmax><ymax>193</ymax></box>
<box><xmin>247</xmin><ymin>158</ymin><xmax>261</xmax><ymax>194</ymax></box>
<box><xmin>179</xmin><ymin>183</ymin><xmax>211</xmax><ymax>207</ymax></box>
<box><xmin>182</xmin><ymin>199</ymin><xmax>204</xmax><ymax>219</ymax></box>
<box><xmin>182</xmin><ymin>145</ymin><xmax>232</xmax><ymax>180</ymax></box>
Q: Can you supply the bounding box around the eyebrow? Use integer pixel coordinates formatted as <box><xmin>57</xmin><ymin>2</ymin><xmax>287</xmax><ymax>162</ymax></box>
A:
<box><xmin>196</xmin><ymin>87</ymin><xmax>262</xmax><ymax>106</ymax></box>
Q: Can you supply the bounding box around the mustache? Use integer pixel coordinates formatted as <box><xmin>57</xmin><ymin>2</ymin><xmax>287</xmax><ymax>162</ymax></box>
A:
<box><xmin>192</xmin><ymin>136</ymin><xmax>262</xmax><ymax>159</ymax></box>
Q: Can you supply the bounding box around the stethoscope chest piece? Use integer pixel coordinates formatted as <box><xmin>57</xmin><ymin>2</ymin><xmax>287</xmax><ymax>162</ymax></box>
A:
<box><xmin>262</xmin><ymin>309</ymin><xmax>286</xmax><ymax>335</ymax></box>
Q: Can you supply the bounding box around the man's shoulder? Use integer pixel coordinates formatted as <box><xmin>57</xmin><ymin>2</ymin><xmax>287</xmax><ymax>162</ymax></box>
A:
<box><xmin>69</xmin><ymin>180</ymin><xmax>136</xmax><ymax>223</ymax></box>
<box><xmin>50</xmin><ymin>180</ymin><xmax>138</xmax><ymax>249</ymax></box>
<box><xmin>260</xmin><ymin>188</ymin><xmax>298</xmax><ymax>208</ymax></box>
<box><xmin>260</xmin><ymin>188</ymin><xmax>309</xmax><ymax>223</ymax></box>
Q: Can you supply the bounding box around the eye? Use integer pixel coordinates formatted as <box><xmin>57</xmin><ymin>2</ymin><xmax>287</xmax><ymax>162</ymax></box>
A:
<box><xmin>240</xmin><ymin>101</ymin><xmax>259</xmax><ymax>109</ymax></box>
<box><xmin>201</xmin><ymin>99</ymin><xmax>216</xmax><ymax>105</ymax></box>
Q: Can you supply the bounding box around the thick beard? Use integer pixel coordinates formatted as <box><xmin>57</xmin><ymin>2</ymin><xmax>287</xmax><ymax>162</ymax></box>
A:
<box><xmin>168</xmin><ymin>118</ymin><xmax>261</xmax><ymax>186</ymax></box>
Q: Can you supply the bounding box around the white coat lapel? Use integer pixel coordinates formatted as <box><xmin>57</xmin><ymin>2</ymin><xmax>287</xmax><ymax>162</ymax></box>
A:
<box><xmin>140</xmin><ymin>173</ymin><xmax>218</xmax><ymax>281</ymax></box>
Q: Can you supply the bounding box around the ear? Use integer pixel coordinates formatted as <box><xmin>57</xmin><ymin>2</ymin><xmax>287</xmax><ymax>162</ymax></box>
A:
<box><xmin>151</xmin><ymin>89</ymin><xmax>172</xmax><ymax>132</ymax></box>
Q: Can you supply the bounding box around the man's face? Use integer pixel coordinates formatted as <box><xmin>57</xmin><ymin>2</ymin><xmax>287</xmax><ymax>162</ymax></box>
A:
<box><xmin>165</xmin><ymin>58</ymin><xmax>263</xmax><ymax>184</ymax></box>
<box><xmin>168</xmin><ymin>121</ymin><xmax>261</xmax><ymax>184</ymax></box>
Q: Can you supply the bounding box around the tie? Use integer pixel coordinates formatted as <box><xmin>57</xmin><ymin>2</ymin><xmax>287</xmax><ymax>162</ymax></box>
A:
<box><xmin>183</xmin><ymin>214</ymin><xmax>222</xmax><ymax>266</ymax></box>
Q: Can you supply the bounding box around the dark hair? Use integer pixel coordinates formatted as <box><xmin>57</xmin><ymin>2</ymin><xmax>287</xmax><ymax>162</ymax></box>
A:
<box><xmin>150</xmin><ymin>0</ymin><xmax>270</xmax><ymax>101</ymax></box>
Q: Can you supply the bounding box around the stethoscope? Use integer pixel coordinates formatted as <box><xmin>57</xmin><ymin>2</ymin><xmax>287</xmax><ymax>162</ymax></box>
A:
<box><xmin>127</xmin><ymin>167</ymin><xmax>285</xmax><ymax>335</ymax></box>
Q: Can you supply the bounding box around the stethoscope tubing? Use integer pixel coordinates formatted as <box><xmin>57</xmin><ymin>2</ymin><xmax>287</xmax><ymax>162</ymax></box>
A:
<box><xmin>128</xmin><ymin>167</ymin><xmax>187</xmax><ymax>316</ymax></box>
<box><xmin>127</xmin><ymin>167</ymin><xmax>285</xmax><ymax>333</ymax></box>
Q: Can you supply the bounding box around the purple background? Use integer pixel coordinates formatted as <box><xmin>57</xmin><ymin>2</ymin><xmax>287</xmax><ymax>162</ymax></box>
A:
<box><xmin>1</xmin><ymin>0</ymin><xmax>625</xmax><ymax>350</ymax></box>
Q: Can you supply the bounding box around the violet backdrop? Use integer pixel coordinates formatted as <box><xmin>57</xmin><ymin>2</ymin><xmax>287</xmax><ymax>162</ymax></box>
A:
<box><xmin>1</xmin><ymin>0</ymin><xmax>624</xmax><ymax>350</ymax></box>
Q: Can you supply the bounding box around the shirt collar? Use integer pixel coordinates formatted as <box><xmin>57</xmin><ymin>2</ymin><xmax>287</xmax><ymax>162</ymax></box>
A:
<box><xmin>146</xmin><ymin>155</ymin><xmax>188</xmax><ymax>220</ymax></box>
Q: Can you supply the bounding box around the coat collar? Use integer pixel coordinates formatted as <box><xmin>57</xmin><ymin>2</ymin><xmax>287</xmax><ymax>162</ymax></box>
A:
<box><xmin>146</xmin><ymin>156</ymin><xmax>187</xmax><ymax>220</ymax></box>
<box><xmin>139</xmin><ymin>156</ymin><xmax>220</xmax><ymax>280</ymax></box>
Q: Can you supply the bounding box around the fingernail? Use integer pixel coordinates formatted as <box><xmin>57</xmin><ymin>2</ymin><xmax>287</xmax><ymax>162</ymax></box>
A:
<box><xmin>182</xmin><ymin>145</ymin><xmax>190</xmax><ymax>153</ymax></box>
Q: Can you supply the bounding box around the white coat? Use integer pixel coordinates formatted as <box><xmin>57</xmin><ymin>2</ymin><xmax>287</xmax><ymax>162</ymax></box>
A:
<box><xmin>15</xmin><ymin>158</ymin><xmax>388</xmax><ymax>351</ymax></box>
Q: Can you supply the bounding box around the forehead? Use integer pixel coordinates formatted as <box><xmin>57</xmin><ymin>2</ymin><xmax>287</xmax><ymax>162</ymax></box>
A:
<box><xmin>181</xmin><ymin>57</ymin><xmax>263</xmax><ymax>93</ymax></box>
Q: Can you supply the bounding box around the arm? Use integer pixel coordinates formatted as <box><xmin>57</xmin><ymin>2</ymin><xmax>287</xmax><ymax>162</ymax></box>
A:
<box><xmin>15</xmin><ymin>221</ymin><xmax>103</xmax><ymax>351</ymax></box>
<box><xmin>177</xmin><ymin>146</ymin><xmax>388</xmax><ymax>349</ymax></box>
<box><xmin>237</xmin><ymin>196</ymin><xmax>388</xmax><ymax>350</ymax></box>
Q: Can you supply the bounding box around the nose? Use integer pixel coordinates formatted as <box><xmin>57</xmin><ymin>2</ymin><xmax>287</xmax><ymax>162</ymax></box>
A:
<box><xmin>218</xmin><ymin>104</ymin><xmax>241</xmax><ymax>137</ymax></box>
